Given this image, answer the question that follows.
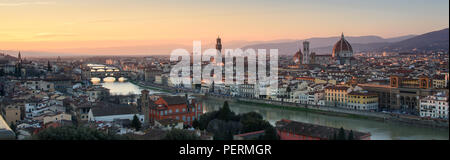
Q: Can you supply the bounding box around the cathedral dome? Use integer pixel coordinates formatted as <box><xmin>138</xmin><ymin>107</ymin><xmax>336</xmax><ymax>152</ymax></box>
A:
<box><xmin>293</xmin><ymin>49</ymin><xmax>302</xmax><ymax>64</ymax></box>
<box><xmin>332</xmin><ymin>33</ymin><xmax>353</xmax><ymax>58</ymax></box>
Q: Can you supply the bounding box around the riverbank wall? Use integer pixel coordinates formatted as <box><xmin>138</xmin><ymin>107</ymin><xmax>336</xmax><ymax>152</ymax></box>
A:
<box><xmin>128</xmin><ymin>81</ymin><xmax>449</xmax><ymax>129</ymax></box>
<box><xmin>203</xmin><ymin>94</ymin><xmax>449</xmax><ymax>129</ymax></box>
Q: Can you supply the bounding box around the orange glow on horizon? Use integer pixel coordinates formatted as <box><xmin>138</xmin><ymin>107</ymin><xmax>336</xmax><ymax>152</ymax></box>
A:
<box><xmin>0</xmin><ymin>0</ymin><xmax>448</xmax><ymax>55</ymax></box>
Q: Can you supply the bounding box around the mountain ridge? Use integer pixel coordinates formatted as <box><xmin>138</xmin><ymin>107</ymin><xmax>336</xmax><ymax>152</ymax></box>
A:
<box><xmin>242</xmin><ymin>28</ymin><xmax>448</xmax><ymax>55</ymax></box>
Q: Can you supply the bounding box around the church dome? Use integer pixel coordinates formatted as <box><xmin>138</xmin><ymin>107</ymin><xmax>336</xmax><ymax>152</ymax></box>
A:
<box><xmin>293</xmin><ymin>49</ymin><xmax>302</xmax><ymax>64</ymax></box>
<box><xmin>332</xmin><ymin>33</ymin><xmax>353</xmax><ymax>57</ymax></box>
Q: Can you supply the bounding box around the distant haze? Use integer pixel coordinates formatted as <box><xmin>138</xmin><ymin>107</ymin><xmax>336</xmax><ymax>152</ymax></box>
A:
<box><xmin>1</xmin><ymin>34</ymin><xmax>417</xmax><ymax>57</ymax></box>
<box><xmin>0</xmin><ymin>0</ymin><xmax>448</xmax><ymax>56</ymax></box>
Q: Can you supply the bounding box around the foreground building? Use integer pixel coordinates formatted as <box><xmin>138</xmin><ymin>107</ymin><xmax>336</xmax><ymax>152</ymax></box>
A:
<box><xmin>140</xmin><ymin>90</ymin><xmax>203</xmax><ymax>125</ymax></box>
<box><xmin>275</xmin><ymin>119</ymin><xmax>371</xmax><ymax>140</ymax></box>
<box><xmin>88</xmin><ymin>102</ymin><xmax>144</xmax><ymax>123</ymax></box>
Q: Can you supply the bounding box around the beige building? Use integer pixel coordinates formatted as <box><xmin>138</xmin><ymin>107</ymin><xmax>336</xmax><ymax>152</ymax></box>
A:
<box><xmin>2</xmin><ymin>104</ymin><xmax>22</xmax><ymax>125</ymax></box>
<box><xmin>432</xmin><ymin>75</ymin><xmax>447</xmax><ymax>89</ymax></box>
<box><xmin>43</xmin><ymin>113</ymin><xmax>72</xmax><ymax>125</ymax></box>
<box><xmin>86</xmin><ymin>86</ymin><xmax>110</xmax><ymax>102</ymax></box>
<box><xmin>24</xmin><ymin>80</ymin><xmax>55</xmax><ymax>92</ymax></box>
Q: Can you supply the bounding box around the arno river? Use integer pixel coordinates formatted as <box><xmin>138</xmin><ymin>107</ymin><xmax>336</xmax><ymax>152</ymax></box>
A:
<box><xmin>93</xmin><ymin>79</ymin><xmax>449</xmax><ymax>140</ymax></box>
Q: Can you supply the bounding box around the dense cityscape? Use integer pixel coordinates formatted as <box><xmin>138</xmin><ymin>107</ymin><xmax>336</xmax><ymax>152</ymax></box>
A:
<box><xmin>1</xmin><ymin>28</ymin><xmax>448</xmax><ymax>140</ymax></box>
<box><xmin>1</xmin><ymin>0</ymin><xmax>449</xmax><ymax>142</ymax></box>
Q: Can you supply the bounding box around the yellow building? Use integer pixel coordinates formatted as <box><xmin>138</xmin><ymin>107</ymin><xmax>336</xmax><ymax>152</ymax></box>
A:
<box><xmin>347</xmin><ymin>92</ymin><xmax>379</xmax><ymax>111</ymax></box>
<box><xmin>325</xmin><ymin>86</ymin><xmax>378</xmax><ymax>110</ymax></box>
<box><xmin>314</xmin><ymin>78</ymin><xmax>327</xmax><ymax>84</ymax></box>
<box><xmin>325</xmin><ymin>86</ymin><xmax>351</xmax><ymax>107</ymax></box>
<box><xmin>432</xmin><ymin>75</ymin><xmax>447</xmax><ymax>89</ymax></box>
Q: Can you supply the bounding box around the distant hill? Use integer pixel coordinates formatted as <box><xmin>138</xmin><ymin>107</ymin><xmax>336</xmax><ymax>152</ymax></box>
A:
<box><xmin>242</xmin><ymin>28</ymin><xmax>449</xmax><ymax>55</ymax></box>
<box><xmin>0</xmin><ymin>53</ymin><xmax>19</xmax><ymax>63</ymax></box>
<box><xmin>242</xmin><ymin>34</ymin><xmax>417</xmax><ymax>55</ymax></box>
<box><xmin>385</xmin><ymin>35</ymin><xmax>416</xmax><ymax>43</ymax></box>
<box><xmin>380</xmin><ymin>28</ymin><xmax>449</xmax><ymax>53</ymax></box>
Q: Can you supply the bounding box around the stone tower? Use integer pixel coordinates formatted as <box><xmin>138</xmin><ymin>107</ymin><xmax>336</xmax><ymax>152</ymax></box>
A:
<box><xmin>302</xmin><ymin>41</ymin><xmax>310</xmax><ymax>64</ymax></box>
<box><xmin>216</xmin><ymin>36</ymin><xmax>222</xmax><ymax>53</ymax></box>
<box><xmin>140</xmin><ymin>90</ymin><xmax>150</xmax><ymax>125</ymax></box>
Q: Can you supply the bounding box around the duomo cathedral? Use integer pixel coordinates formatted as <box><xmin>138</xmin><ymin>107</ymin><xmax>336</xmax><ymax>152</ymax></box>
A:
<box><xmin>293</xmin><ymin>33</ymin><xmax>355</xmax><ymax>66</ymax></box>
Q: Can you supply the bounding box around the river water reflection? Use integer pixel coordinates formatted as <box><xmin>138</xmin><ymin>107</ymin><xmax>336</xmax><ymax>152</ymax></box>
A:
<box><xmin>96</xmin><ymin>80</ymin><xmax>449</xmax><ymax>140</ymax></box>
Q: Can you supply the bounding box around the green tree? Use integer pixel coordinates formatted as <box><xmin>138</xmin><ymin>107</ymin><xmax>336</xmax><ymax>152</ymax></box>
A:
<box><xmin>35</xmin><ymin>126</ymin><xmax>123</xmax><ymax>140</ymax></box>
<box><xmin>337</xmin><ymin>127</ymin><xmax>346</xmax><ymax>140</ymax></box>
<box><xmin>131</xmin><ymin>115</ymin><xmax>142</xmax><ymax>131</ymax></box>
<box><xmin>10</xmin><ymin>122</ymin><xmax>17</xmax><ymax>132</ymax></box>
<box><xmin>240</xmin><ymin>112</ymin><xmax>263</xmax><ymax>122</ymax></box>
<box><xmin>193</xmin><ymin>111</ymin><xmax>219</xmax><ymax>130</ymax></box>
<box><xmin>217</xmin><ymin>101</ymin><xmax>235</xmax><ymax>121</ymax></box>
<box><xmin>240</xmin><ymin>112</ymin><xmax>271</xmax><ymax>133</ymax></box>
<box><xmin>164</xmin><ymin>129</ymin><xmax>200</xmax><ymax>140</ymax></box>
<box><xmin>260</xmin><ymin>126</ymin><xmax>279</xmax><ymax>140</ymax></box>
<box><xmin>348</xmin><ymin>130</ymin><xmax>354</xmax><ymax>140</ymax></box>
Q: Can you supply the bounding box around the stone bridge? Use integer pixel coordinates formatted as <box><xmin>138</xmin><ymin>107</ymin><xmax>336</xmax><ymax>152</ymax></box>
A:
<box><xmin>81</xmin><ymin>66</ymin><xmax>133</xmax><ymax>80</ymax></box>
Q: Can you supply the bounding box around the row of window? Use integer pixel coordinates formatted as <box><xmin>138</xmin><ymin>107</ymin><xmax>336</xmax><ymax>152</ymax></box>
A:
<box><xmin>158</xmin><ymin>115</ymin><xmax>197</xmax><ymax>122</ymax></box>
<box><xmin>152</xmin><ymin>106</ymin><xmax>202</xmax><ymax>116</ymax></box>
<box><xmin>421</xmin><ymin>105</ymin><xmax>449</xmax><ymax>110</ymax></box>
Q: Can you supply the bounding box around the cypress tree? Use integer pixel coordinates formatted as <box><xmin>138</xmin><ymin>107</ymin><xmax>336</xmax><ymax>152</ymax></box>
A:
<box><xmin>338</xmin><ymin>127</ymin><xmax>346</xmax><ymax>140</ymax></box>
<box><xmin>131</xmin><ymin>115</ymin><xmax>142</xmax><ymax>131</ymax></box>
<box><xmin>218</xmin><ymin>101</ymin><xmax>233</xmax><ymax>121</ymax></box>
<box><xmin>348</xmin><ymin>130</ymin><xmax>354</xmax><ymax>140</ymax></box>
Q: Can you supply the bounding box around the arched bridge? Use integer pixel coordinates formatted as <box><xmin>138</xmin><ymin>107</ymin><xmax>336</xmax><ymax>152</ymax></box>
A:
<box><xmin>81</xmin><ymin>65</ymin><xmax>133</xmax><ymax>80</ymax></box>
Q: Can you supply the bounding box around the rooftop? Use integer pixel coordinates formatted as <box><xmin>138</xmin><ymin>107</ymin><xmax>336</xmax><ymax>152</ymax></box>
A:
<box><xmin>276</xmin><ymin>119</ymin><xmax>370</xmax><ymax>140</ymax></box>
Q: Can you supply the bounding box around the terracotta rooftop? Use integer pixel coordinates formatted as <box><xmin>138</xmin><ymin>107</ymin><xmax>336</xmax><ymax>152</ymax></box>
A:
<box><xmin>325</xmin><ymin>86</ymin><xmax>350</xmax><ymax>90</ymax></box>
<box><xmin>276</xmin><ymin>119</ymin><xmax>370</xmax><ymax>140</ymax></box>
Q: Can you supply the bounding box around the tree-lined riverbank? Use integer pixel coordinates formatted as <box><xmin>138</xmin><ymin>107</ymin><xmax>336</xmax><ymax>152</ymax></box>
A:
<box><xmin>98</xmin><ymin>81</ymin><xmax>449</xmax><ymax>140</ymax></box>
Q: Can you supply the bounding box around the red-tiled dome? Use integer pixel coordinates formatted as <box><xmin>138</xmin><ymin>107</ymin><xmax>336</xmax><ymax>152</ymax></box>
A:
<box><xmin>293</xmin><ymin>49</ymin><xmax>302</xmax><ymax>64</ymax></box>
<box><xmin>332</xmin><ymin>33</ymin><xmax>353</xmax><ymax>57</ymax></box>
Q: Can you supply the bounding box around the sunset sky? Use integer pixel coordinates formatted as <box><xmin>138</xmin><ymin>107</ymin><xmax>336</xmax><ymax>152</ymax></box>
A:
<box><xmin>0</xmin><ymin>0</ymin><xmax>448</xmax><ymax>55</ymax></box>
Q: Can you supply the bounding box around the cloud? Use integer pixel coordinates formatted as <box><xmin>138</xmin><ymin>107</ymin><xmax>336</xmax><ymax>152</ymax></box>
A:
<box><xmin>0</xmin><ymin>1</ymin><xmax>53</xmax><ymax>6</ymax></box>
